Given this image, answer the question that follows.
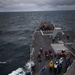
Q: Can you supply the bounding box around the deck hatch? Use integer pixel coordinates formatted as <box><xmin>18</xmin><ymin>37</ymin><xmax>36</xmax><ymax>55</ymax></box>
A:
<box><xmin>51</xmin><ymin>44</ymin><xmax>69</xmax><ymax>53</ymax></box>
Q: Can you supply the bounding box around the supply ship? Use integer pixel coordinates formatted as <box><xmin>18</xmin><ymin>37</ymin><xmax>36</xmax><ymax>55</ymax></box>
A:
<box><xmin>10</xmin><ymin>21</ymin><xmax>75</xmax><ymax>75</ymax></box>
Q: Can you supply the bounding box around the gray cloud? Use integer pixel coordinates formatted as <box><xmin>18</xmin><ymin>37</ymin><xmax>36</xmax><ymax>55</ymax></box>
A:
<box><xmin>0</xmin><ymin>0</ymin><xmax>75</xmax><ymax>11</ymax></box>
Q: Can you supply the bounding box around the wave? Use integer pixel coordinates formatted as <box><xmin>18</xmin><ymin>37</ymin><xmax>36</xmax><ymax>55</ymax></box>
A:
<box><xmin>0</xmin><ymin>61</ymin><xmax>7</xmax><ymax>64</ymax></box>
<box><xmin>8</xmin><ymin>60</ymin><xmax>35</xmax><ymax>75</ymax></box>
<box><xmin>8</xmin><ymin>68</ymin><xmax>26</xmax><ymax>75</ymax></box>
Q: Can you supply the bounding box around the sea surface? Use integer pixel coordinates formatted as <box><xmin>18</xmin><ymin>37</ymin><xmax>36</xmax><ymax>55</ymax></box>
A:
<box><xmin>0</xmin><ymin>10</ymin><xmax>75</xmax><ymax>75</ymax></box>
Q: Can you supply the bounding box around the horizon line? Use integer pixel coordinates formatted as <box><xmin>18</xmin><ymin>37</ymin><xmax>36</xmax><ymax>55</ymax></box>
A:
<box><xmin>0</xmin><ymin>9</ymin><xmax>75</xmax><ymax>13</ymax></box>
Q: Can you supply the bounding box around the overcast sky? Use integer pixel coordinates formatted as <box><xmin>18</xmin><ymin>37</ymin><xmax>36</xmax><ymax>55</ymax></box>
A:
<box><xmin>0</xmin><ymin>0</ymin><xmax>75</xmax><ymax>12</ymax></box>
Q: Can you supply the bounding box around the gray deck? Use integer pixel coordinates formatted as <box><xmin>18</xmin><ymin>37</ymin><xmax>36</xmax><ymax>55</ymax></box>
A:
<box><xmin>32</xmin><ymin>31</ymin><xmax>53</xmax><ymax>75</ymax></box>
<box><xmin>64</xmin><ymin>60</ymin><xmax>75</xmax><ymax>75</ymax></box>
<box><xmin>31</xmin><ymin>26</ymin><xmax>75</xmax><ymax>75</ymax></box>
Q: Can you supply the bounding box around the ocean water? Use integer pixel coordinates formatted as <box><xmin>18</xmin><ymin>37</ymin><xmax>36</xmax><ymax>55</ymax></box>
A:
<box><xmin>0</xmin><ymin>10</ymin><xmax>75</xmax><ymax>75</ymax></box>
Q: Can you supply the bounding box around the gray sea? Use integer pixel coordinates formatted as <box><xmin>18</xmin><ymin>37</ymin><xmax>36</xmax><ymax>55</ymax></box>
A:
<box><xmin>0</xmin><ymin>10</ymin><xmax>75</xmax><ymax>75</ymax></box>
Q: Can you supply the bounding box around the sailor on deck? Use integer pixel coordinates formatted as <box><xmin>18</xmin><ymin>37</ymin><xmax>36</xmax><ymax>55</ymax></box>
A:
<box><xmin>41</xmin><ymin>67</ymin><xmax>46</xmax><ymax>73</ymax></box>
<box><xmin>67</xmin><ymin>34</ymin><xmax>69</xmax><ymax>40</ymax></box>
<box><xmin>49</xmin><ymin>60</ymin><xmax>53</xmax><ymax>72</ymax></box>
<box><xmin>58</xmin><ymin>63</ymin><xmax>62</xmax><ymax>74</ymax></box>
<box><xmin>54</xmin><ymin>62</ymin><xmax>58</xmax><ymax>75</ymax></box>
<box><xmin>39</xmin><ymin>48</ymin><xmax>43</xmax><ymax>54</ymax></box>
<box><xmin>49</xmin><ymin>50</ymin><xmax>52</xmax><ymax>54</ymax></box>
<box><xmin>46</xmin><ymin>54</ymin><xmax>49</xmax><ymax>60</ymax></box>
<box><xmin>37</xmin><ymin>52</ymin><xmax>41</xmax><ymax>59</ymax></box>
<box><xmin>59</xmin><ymin>57</ymin><xmax>63</xmax><ymax>64</ymax></box>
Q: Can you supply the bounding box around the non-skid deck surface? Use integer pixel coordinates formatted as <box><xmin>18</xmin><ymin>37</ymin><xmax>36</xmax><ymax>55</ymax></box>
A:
<box><xmin>32</xmin><ymin>31</ymin><xmax>67</xmax><ymax>75</ymax></box>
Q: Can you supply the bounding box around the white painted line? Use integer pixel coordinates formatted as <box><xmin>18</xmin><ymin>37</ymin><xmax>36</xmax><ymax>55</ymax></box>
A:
<box><xmin>40</xmin><ymin>30</ymin><xmax>44</xmax><ymax>35</ymax></box>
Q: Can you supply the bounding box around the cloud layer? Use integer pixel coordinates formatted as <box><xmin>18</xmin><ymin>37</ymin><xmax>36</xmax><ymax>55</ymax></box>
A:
<box><xmin>0</xmin><ymin>0</ymin><xmax>75</xmax><ymax>11</ymax></box>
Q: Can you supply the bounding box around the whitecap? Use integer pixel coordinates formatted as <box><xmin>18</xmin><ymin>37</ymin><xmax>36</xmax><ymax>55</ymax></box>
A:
<box><xmin>8</xmin><ymin>68</ymin><xmax>26</xmax><ymax>75</ymax></box>
<box><xmin>0</xmin><ymin>62</ymin><xmax>7</xmax><ymax>64</ymax></box>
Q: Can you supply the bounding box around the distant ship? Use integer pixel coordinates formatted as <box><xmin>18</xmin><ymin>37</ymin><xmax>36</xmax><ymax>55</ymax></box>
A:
<box><xmin>9</xmin><ymin>21</ymin><xmax>75</xmax><ymax>75</ymax></box>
